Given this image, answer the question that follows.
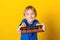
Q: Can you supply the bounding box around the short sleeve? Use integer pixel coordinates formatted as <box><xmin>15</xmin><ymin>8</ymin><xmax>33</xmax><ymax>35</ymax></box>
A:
<box><xmin>19</xmin><ymin>19</ymin><xmax>27</xmax><ymax>26</ymax></box>
<box><xmin>34</xmin><ymin>20</ymin><xmax>40</xmax><ymax>25</ymax></box>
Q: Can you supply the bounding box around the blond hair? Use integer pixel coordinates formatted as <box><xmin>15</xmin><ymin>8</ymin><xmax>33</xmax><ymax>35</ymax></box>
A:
<box><xmin>24</xmin><ymin>6</ymin><xmax>37</xmax><ymax>17</ymax></box>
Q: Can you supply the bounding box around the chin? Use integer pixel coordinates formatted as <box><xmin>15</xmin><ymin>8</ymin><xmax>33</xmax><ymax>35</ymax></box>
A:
<box><xmin>27</xmin><ymin>19</ymin><xmax>34</xmax><ymax>22</ymax></box>
<box><xmin>29</xmin><ymin>20</ymin><xmax>34</xmax><ymax>22</ymax></box>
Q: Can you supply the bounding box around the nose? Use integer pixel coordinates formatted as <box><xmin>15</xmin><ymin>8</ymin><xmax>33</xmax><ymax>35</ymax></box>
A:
<box><xmin>29</xmin><ymin>15</ymin><xmax>32</xmax><ymax>18</ymax></box>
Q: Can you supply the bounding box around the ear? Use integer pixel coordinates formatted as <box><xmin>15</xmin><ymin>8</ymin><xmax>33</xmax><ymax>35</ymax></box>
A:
<box><xmin>24</xmin><ymin>16</ymin><xmax>26</xmax><ymax>19</ymax></box>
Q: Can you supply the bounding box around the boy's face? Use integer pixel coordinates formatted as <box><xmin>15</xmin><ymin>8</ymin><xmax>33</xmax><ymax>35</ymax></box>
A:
<box><xmin>24</xmin><ymin>9</ymin><xmax>35</xmax><ymax>23</ymax></box>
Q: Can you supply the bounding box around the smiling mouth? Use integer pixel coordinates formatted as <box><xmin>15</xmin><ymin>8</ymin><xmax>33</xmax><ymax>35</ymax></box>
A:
<box><xmin>28</xmin><ymin>18</ymin><xmax>34</xmax><ymax>19</ymax></box>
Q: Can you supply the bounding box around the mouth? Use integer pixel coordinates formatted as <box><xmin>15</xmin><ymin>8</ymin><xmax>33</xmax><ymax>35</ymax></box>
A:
<box><xmin>28</xmin><ymin>19</ymin><xmax>34</xmax><ymax>21</ymax></box>
<box><xmin>29</xmin><ymin>18</ymin><xmax>34</xmax><ymax>19</ymax></box>
<box><xmin>28</xmin><ymin>18</ymin><xmax>34</xmax><ymax>20</ymax></box>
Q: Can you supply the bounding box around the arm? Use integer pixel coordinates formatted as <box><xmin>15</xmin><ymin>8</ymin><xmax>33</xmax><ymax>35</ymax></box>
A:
<box><xmin>17</xmin><ymin>22</ymin><xmax>26</xmax><ymax>34</ymax></box>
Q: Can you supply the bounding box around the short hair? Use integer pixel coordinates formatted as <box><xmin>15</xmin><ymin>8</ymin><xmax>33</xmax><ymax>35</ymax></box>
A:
<box><xmin>24</xmin><ymin>6</ymin><xmax>37</xmax><ymax>17</ymax></box>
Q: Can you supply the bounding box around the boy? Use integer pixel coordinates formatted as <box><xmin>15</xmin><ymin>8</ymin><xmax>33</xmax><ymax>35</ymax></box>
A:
<box><xmin>17</xmin><ymin>6</ymin><xmax>45</xmax><ymax>40</ymax></box>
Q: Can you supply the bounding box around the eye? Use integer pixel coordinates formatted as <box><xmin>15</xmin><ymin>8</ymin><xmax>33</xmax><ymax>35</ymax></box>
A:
<box><xmin>26</xmin><ymin>13</ymin><xmax>29</xmax><ymax>15</ymax></box>
<box><xmin>31</xmin><ymin>13</ymin><xmax>34</xmax><ymax>15</ymax></box>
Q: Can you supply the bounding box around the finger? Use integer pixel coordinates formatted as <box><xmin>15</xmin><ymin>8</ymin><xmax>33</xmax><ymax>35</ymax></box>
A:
<box><xmin>42</xmin><ymin>25</ymin><xmax>46</xmax><ymax>31</ymax></box>
<box><xmin>17</xmin><ymin>26</ymin><xmax>21</xmax><ymax>31</ymax></box>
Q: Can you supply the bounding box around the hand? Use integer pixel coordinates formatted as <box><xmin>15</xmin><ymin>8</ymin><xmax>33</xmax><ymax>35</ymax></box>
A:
<box><xmin>18</xmin><ymin>30</ymin><xmax>21</xmax><ymax>34</ymax></box>
<box><xmin>36</xmin><ymin>23</ymin><xmax>46</xmax><ymax>31</ymax></box>
<box><xmin>17</xmin><ymin>26</ymin><xmax>21</xmax><ymax>34</ymax></box>
<box><xmin>41</xmin><ymin>23</ymin><xmax>46</xmax><ymax>31</ymax></box>
<box><xmin>17</xmin><ymin>22</ymin><xmax>26</xmax><ymax>34</ymax></box>
<box><xmin>21</xmin><ymin>22</ymin><xmax>26</xmax><ymax>27</ymax></box>
<box><xmin>17</xmin><ymin>26</ymin><xmax>21</xmax><ymax>31</ymax></box>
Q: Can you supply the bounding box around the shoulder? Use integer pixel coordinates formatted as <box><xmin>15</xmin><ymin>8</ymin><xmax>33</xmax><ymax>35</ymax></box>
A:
<box><xmin>33</xmin><ymin>20</ymin><xmax>39</xmax><ymax>23</ymax></box>
<box><xmin>19</xmin><ymin>19</ymin><xmax>27</xmax><ymax>26</ymax></box>
<box><xmin>34</xmin><ymin>20</ymin><xmax>39</xmax><ymax>22</ymax></box>
<box><xmin>21</xmin><ymin>19</ymin><xmax>27</xmax><ymax>22</ymax></box>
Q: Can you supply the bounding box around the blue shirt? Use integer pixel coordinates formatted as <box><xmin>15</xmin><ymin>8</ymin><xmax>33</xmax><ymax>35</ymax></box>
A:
<box><xmin>20</xmin><ymin>19</ymin><xmax>39</xmax><ymax>40</ymax></box>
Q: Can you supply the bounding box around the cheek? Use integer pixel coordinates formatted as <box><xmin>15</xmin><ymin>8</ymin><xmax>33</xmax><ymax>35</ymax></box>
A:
<box><xmin>32</xmin><ymin>15</ymin><xmax>35</xmax><ymax>18</ymax></box>
<box><xmin>25</xmin><ymin>15</ymin><xmax>29</xmax><ymax>19</ymax></box>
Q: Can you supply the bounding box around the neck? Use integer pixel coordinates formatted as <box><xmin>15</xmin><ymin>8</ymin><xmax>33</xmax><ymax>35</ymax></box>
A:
<box><xmin>28</xmin><ymin>21</ymin><xmax>33</xmax><ymax>24</ymax></box>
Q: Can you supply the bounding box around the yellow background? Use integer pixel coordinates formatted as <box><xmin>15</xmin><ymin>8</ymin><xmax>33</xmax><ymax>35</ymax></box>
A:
<box><xmin>0</xmin><ymin>0</ymin><xmax>60</xmax><ymax>40</ymax></box>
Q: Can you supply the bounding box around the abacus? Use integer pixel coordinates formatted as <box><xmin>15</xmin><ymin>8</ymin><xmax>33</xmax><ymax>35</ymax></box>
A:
<box><xmin>20</xmin><ymin>25</ymin><xmax>44</xmax><ymax>34</ymax></box>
